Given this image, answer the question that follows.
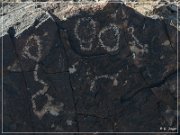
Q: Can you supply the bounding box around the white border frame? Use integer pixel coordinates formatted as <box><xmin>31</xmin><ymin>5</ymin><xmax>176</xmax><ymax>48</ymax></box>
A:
<box><xmin>1</xmin><ymin>0</ymin><xmax>179</xmax><ymax>134</ymax></box>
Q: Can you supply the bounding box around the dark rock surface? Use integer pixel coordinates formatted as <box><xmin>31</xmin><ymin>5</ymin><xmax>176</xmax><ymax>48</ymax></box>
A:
<box><xmin>0</xmin><ymin>1</ymin><xmax>179</xmax><ymax>133</ymax></box>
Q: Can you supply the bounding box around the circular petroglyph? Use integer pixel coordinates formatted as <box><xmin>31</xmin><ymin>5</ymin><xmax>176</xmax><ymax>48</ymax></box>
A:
<box><xmin>98</xmin><ymin>24</ymin><xmax>120</xmax><ymax>53</ymax></box>
<box><xmin>74</xmin><ymin>17</ymin><xmax>96</xmax><ymax>51</ymax></box>
<box><xmin>22</xmin><ymin>35</ymin><xmax>42</xmax><ymax>62</ymax></box>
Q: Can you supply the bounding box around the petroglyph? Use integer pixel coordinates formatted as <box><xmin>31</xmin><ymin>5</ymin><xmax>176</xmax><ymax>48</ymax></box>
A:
<box><xmin>98</xmin><ymin>24</ymin><xmax>120</xmax><ymax>53</ymax></box>
<box><xmin>23</xmin><ymin>35</ymin><xmax>63</xmax><ymax>119</ymax></box>
<box><xmin>3</xmin><ymin>2</ymin><xmax>179</xmax><ymax>132</ymax></box>
<box><xmin>74</xmin><ymin>17</ymin><xmax>96</xmax><ymax>51</ymax></box>
<box><xmin>74</xmin><ymin>20</ymin><xmax>122</xmax><ymax>53</ymax></box>
<box><xmin>69</xmin><ymin>61</ymin><xmax>79</xmax><ymax>74</ymax></box>
<box><xmin>32</xmin><ymin>90</ymin><xmax>64</xmax><ymax>119</ymax></box>
<box><xmin>22</xmin><ymin>35</ymin><xmax>42</xmax><ymax>62</ymax></box>
<box><xmin>128</xmin><ymin>27</ymin><xmax>148</xmax><ymax>59</ymax></box>
<box><xmin>90</xmin><ymin>70</ymin><xmax>122</xmax><ymax>92</ymax></box>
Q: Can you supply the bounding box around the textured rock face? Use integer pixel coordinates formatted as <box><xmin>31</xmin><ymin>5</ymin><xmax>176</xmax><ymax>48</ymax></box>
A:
<box><xmin>126</xmin><ymin>1</ymin><xmax>179</xmax><ymax>31</ymax></box>
<box><xmin>1</xmin><ymin>1</ymin><xmax>179</xmax><ymax>132</ymax></box>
